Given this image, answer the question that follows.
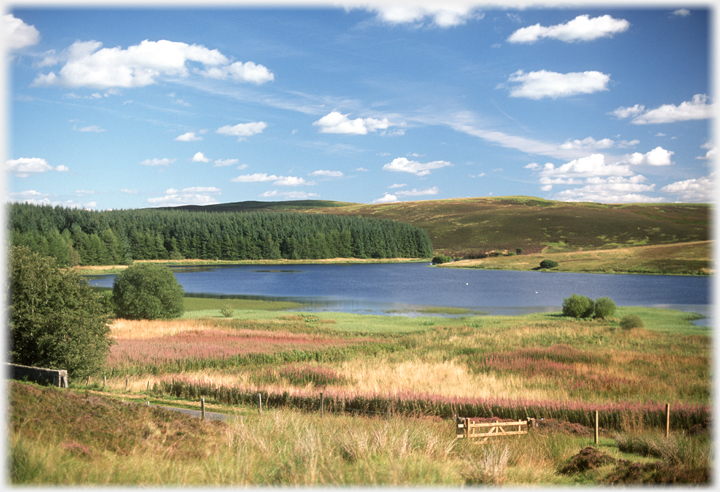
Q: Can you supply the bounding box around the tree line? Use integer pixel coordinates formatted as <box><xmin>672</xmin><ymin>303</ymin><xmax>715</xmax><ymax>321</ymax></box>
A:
<box><xmin>8</xmin><ymin>202</ymin><xmax>434</xmax><ymax>266</ymax></box>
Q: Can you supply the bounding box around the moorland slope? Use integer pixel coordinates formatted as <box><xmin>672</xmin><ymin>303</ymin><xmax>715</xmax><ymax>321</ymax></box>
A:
<box><xmin>169</xmin><ymin>196</ymin><xmax>710</xmax><ymax>257</ymax></box>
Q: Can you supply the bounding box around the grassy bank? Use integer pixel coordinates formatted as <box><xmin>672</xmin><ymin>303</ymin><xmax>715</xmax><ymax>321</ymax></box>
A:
<box><xmin>442</xmin><ymin>240</ymin><xmax>712</xmax><ymax>275</ymax></box>
<box><xmin>10</xmin><ymin>296</ymin><xmax>711</xmax><ymax>485</ymax></box>
<box><xmin>10</xmin><ymin>381</ymin><xmax>710</xmax><ymax>485</ymax></box>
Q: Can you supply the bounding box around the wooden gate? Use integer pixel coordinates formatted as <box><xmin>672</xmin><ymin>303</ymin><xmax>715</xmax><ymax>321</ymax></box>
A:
<box><xmin>455</xmin><ymin>417</ymin><xmax>530</xmax><ymax>443</ymax></box>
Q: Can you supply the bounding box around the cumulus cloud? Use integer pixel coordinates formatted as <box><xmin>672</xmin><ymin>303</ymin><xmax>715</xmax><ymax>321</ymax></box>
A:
<box><xmin>365</xmin><ymin>4</ymin><xmax>483</xmax><ymax>28</ymax></box>
<box><xmin>534</xmin><ymin>154</ymin><xmax>633</xmax><ymax>180</ymax></box>
<box><xmin>191</xmin><ymin>152</ymin><xmax>210</xmax><ymax>163</ymax></box>
<box><xmin>559</xmin><ymin>136</ymin><xmax>639</xmax><ymax>151</ymax></box>
<box><xmin>175</xmin><ymin>131</ymin><xmax>203</xmax><ymax>142</ymax></box>
<box><xmin>213</xmin><ymin>158</ymin><xmax>239</xmax><ymax>167</ymax></box>
<box><xmin>260</xmin><ymin>190</ymin><xmax>320</xmax><ymax>199</ymax></box>
<box><xmin>661</xmin><ymin>175</ymin><xmax>714</xmax><ymax>202</ymax></box>
<box><xmin>32</xmin><ymin>38</ymin><xmax>273</xmax><ymax>89</ymax></box>
<box><xmin>503</xmin><ymin>70</ymin><xmax>610</xmax><ymax>99</ymax></box>
<box><xmin>382</xmin><ymin>157</ymin><xmax>452</xmax><ymax>176</ymax></box>
<box><xmin>140</xmin><ymin>157</ymin><xmax>175</xmax><ymax>166</ymax></box>
<box><xmin>610</xmin><ymin>104</ymin><xmax>646</xmax><ymax>119</ymax></box>
<box><xmin>627</xmin><ymin>147</ymin><xmax>674</xmax><ymax>166</ymax></box>
<box><xmin>628</xmin><ymin>94</ymin><xmax>714</xmax><ymax>124</ymax></box>
<box><xmin>231</xmin><ymin>173</ymin><xmax>312</xmax><ymax>186</ymax></box>
<box><xmin>198</xmin><ymin>61</ymin><xmax>274</xmax><ymax>84</ymax></box>
<box><xmin>373</xmin><ymin>193</ymin><xmax>399</xmax><ymax>204</ymax></box>
<box><xmin>388</xmin><ymin>183</ymin><xmax>407</xmax><ymax>189</ymax></box>
<box><xmin>217</xmin><ymin>121</ymin><xmax>267</xmax><ymax>140</ymax></box>
<box><xmin>507</xmin><ymin>14</ymin><xmax>629</xmax><ymax>44</ymax></box>
<box><xmin>696</xmin><ymin>142</ymin><xmax>716</xmax><ymax>161</ymax></box>
<box><xmin>310</xmin><ymin>170</ymin><xmax>344</xmax><ymax>177</ymax></box>
<box><xmin>552</xmin><ymin>176</ymin><xmax>661</xmax><ymax>203</ymax></box>
<box><xmin>147</xmin><ymin>186</ymin><xmax>222</xmax><ymax>207</ymax></box>
<box><xmin>313</xmin><ymin>111</ymin><xmax>393</xmax><ymax>135</ymax></box>
<box><xmin>673</xmin><ymin>9</ymin><xmax>691</xmax><ymax>17</ymax></box>
<box><xmin>396</xmin><ymin>186</ymin><xmax>439</xmax><ymax>196</ymax></box>
<box><xmin>4</xmin><ymin>14</ymin><xmax>40</xmax><ymax>51</ymax></box>
<box><xmin>6</xmin><ymin>157</ymin><xmax>68</xmax><ymax>177</ymax></box>
<box><xmin>7</xmin><ymin>189</ymin><xmax>51</xmax><ymax>204</ymax></box>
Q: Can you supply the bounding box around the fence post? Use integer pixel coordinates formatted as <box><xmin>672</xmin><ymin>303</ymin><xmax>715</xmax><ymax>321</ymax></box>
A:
<box><xmin>126</xmin><ymin>376</ymin><xmax>129</xmax><ymax>390</ymax></box>
<box><xmin>258</xmin><ymin>393</ymin><xmax>262</xmax><ymax>414</ymax></box>
<box><xmin>320</xmin><ymin>392</ymin><xmax>324</xmax><ymax>416</ymax></box>
<box><xmin>201</xmin><ymin>397</ymin><xmax>206</xmax><ymax>420</ymax></box>
<box><xmin>594</xmin><ymin>411</ymin><xmax>599</xmax><ymax>446</ymax></box>
<box><xmin>103</xmin><ymin>376</ymin><xmax>106</xmax><ymax>388</ymax></box>
<box><xmin>665</xmin><ymin>403</ymin><xmax>671</xmax><ymax>439</ymax></box>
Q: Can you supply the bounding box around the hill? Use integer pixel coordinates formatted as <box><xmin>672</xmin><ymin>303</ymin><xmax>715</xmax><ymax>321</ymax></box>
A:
<box><xmin>168</xmin><ymin>196</ymin><xmax>711</xmax><ymax>257</ymax></box>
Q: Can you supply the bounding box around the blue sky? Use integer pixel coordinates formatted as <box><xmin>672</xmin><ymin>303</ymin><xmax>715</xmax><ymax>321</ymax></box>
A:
<box><xmin>4</xmin><ymin>3</ymin><xmax>715</xmax><ymax>210</ymax></box>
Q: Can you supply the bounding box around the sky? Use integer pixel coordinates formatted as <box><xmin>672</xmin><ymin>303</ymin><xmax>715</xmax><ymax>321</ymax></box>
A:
<box><xmin>3</xmin><ymin>2</ymin><xmax>716</xmax><ymax>210</ymax></box>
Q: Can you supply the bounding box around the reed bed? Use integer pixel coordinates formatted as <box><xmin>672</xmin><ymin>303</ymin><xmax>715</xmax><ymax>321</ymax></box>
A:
<box><xmin>156</xmin><ymin>377</ymin><xmax>709</xmax><ymax>432</ymax></box>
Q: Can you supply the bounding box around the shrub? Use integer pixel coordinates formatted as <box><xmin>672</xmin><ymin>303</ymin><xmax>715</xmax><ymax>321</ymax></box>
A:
<box><xmin>562</xmin><ymin>294</ymin><xmax>594</xmax><ymax>318</ymax></box>
<box><xmin>112</xmin><ymin>263</ymin><xmax>184</xmax><ymax>320</ymax></box>
<box><xmin>620</xmin><ymin>314</ymin><xmax>644</xmax><ymax>330</ymax></box>
<box><xmin>594</xmin><ymin>297</ymin><xmax>616</xmax><ymax>319</ymax></box>
<box><xmin>431</xmin><ymin>254</ymin><xmax>452</xmax><ymax>265</ymax></box>
<box><xmin>540</xmin><ymin>259</ymin><xmax>559</xmax><ymax>269</ymax></box>
<box><xmin>516</xmin><ymin>248</ymin><xmax>523</xmax><ymax>255</ymax></box>
<box><xmin>9</xmin><ymin>246</ymin><xmax>113</xmax><ymax>379</ymax></box>
<box><xmin>221</xmin><ymin>305</ymin><xmax>234</xmax><ymax>318</ymax></box>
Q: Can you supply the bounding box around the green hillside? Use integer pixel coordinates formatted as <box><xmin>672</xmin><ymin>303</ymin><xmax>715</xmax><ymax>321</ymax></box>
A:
<box><xmin>170</xmin><ymin>196</ymin><xmax>711</xmax><ymax>257</ymax></box>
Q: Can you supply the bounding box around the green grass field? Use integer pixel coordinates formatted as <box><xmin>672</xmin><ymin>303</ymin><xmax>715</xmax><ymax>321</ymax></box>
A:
<box><xmin>10</xmin><ymin>291</ymin><xmax>711</xmax><ymax>486</ymax></box>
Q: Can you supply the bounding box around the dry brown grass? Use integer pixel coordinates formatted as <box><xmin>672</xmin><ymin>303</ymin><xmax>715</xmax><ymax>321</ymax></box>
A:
<box><xmin>110</xmin><ymin>318</ymin><xmax>222</xmax><ymax>339</ymax></box>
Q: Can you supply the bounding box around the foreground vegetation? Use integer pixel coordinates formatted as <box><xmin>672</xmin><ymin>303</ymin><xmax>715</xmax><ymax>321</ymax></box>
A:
<box><xmin>10</xmin><ymin>295</ymin><xmax>710</xmax><ymax>485</ymax></box>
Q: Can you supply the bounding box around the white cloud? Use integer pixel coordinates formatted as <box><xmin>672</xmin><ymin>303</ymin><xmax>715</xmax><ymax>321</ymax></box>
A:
<box><xmin>382</xmin><ymin>157</ymin><xmax>452</xmax><ymax>176</ymax></box>
<box><xmin>553</xmin><ymin>175</ymin><xmax>662</xmax><ymax>203</ymax></box>
<box><xmin>313</xmin><ymin>111</ymin><xmax>393</xmax><ymax>135</ymax></box>
<box><xmin>4</xmin><ymin>14</ymin><xmax>40</xmax><ymax>51</ymax></box>
<box><xmin>231</xmin><ymin>173</ymin><xmax>311</xmax><ymax>186</ymax></box>
<box><xmin>559</xmin><ymin>136</ymin><xmax>638</xmax><ymax>151</ymax></box>
<box><xmin>213</xmin><ymin>158</ymin><xmax>239</xmax><ymax>167</ymax></box>
<box><xmin>8</xmin><ymin>189</ymin><xmax>51</xmax><ymax>204</ymax></box>
<box><xmin>275</xmin><ymin>176</ymin><xmax>315</xmax><ymax>186</ymax></box>
<box><xmin>610</xmin><ymin>104</ymin><xmax>645</xmax><ymax>119</ymax></box>
<box><xmin>629</xmin><ymin>94</ymin><xmax>714</xmax><ymax>124</ymax></box>
<box><xmin>373</xmin><ymin>193</ymin><xmax>399</xmax><ymax>204</ymax></box>
<box><xmin>260</xmin><ymin>190</ymin><xmax>320</xmax><ymax>199</ymax></box>
<box><xmin>503</xmin><ymin>70</ymin><xmax>610</xmax><ymax>99</ymax></box>
<box><xmin>673</xmin><ymin>9</ymin><xmax>691</xmax><ymax>17</ymax></box>
<box><xmin>32</xmin><ymin>38</ymin><xmax>273</xmax><ymax>89</ymax></box>
<box><xmin>231</xmin><ymin>173</ymin><xmax>279</xmax><ymax>183</ymax></box>
<box><xmin>535</xmin><ymin>154</ymin><xmax>633</xmax><ymax>179</ymax></box>
<box><xmin>147</xmin><ymin>186</ymin><xmax>221</xmax><ymax>207</ymax></box>
<box><xmin>507</xmin><ymin>14</ymin><xmax>629</xmax><ymax>44</ymax></box>
<box><xmin>198</xmin><ymin>60</ymin><xmax>274</xmax><ymax>84</ymax></box>
<box><xmin>396</xmin><ymin>186</ymin><xmax>439</xmax><ymax>196</ymax></box>
<box><xmin>365</xmin><ymin>4</ymin><xmax>483</xmax><ymax>28</ymax></box>
<box><xmin>661</xmin><ymin>175</ymin><xmax>714</xmax><ymax>202</ymax></box>
<box><xmin>192</xmin><ymin>152</ymin><xmax>210</xmax><ymax>163</ymax></box>
<box><xmin>355</xmin><ymin>167</ymin><xmax>370</xmax><ymax>172</ymax></box>
<box><xmin>388</xmin><ymin>183</ymin><xmax>407</xmax><ymax>189</ymax></box>
<box><xmin>310</xmin><ymin>170</ymin><xmax>344</xmax><ymax>177</ymax></box>
<box><xmin>140</xmin><ymin>157</ymin><xmax>175</xmax><ymax>166</ymax></box>
<box><xmin>627</xmin><ymin>147</ymin><xmax>674</xmax><ymax>166</ymax></box>
<box><xmin>120</xmin><ymin>188</ymin><xmax>138</xmax><ymax>194</ymax></box>
<box><xmin>217</xmin><ymin>121</ymin><xmax>267</xmax><ymax>140</ymax></box>
<box><xmin>73</xmin><ymin>124</ymin><xmax>105</xmax><ymax>132</ymax></box>
<box><xmin>6</xmin><ymin>157</ymin><xmax>68</xmax><ymax>177</ymax></box>
<box><xmin>175</xmin><ymin>131</ymin><xmax>203</xmax><ymax>142</ymax></box>
<box><xmin>697</xmin><ymin>142</ymin><xmax>716</xmax><ymax>161</ymax></box>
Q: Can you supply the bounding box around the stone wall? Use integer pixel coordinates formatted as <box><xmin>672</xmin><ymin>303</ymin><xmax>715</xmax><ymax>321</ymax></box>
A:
<box><xmin>6</xmin><ymin>363</ymin><xmax>68</xmax><ymax>387</ymax></box>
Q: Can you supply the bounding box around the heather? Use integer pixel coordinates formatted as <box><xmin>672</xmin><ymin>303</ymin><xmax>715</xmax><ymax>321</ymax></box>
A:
<box><xmin>10</xmin><ymin>302</ymin><xmax>711</xmax><ymax>485</ymax></box>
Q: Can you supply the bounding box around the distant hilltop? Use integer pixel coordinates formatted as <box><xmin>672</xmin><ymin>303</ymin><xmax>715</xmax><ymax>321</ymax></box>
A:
<box><xmin>163</xmin><ymin>195</ymin><xmax>711</xmax><ymax>257</ymax></box>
